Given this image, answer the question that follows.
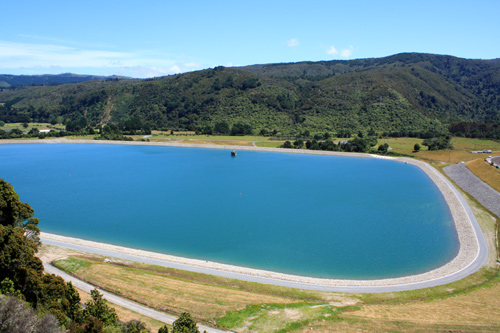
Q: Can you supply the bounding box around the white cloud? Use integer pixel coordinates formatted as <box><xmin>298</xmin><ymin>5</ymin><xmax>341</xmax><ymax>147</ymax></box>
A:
<box><xmin>326</xmin><ymin>44</ymin><xmax>354</xmax><ymax>59</ymax></box>
<box><xmin>327</xmin><ymin>45</ymin><xmax>338</xmax><ymax>55</ymax></box>
<box><xmin>112</xmin><ymin>66</ymin><xmax>169</xmax><ymax>78</ymax></box>
<box><xmin>182</xmin><ymin>62</ymin><xmax>202</xmax><ymax>71</ymax></box>
<box><xmin>340</xmin><ymin>46</ymin><xmax>354</xmax><ymax>58</ymax></box>
<box><xmin>287</xmin><ymin>38</ymin><xmax>299</xmax><ymax>47</ymax></box>
<box><xmin>0</xmin><ymin>40</ymin><xmax>209</xmax><ymax>78</ymax></box>
<box><xmin>0</xmin><ymin>41</ymin><xmax>132</xmax><ymax>68</ymax></box>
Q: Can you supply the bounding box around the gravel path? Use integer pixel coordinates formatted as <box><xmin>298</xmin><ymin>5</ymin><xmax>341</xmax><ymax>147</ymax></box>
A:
<box><xmin>444</xmin><ymin>163</ymin><xmax>500</xmax><ymax>218</ymax></box>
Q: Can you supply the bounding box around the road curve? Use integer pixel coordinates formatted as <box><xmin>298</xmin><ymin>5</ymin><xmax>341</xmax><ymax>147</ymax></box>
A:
<box><xmin>42</xmin><ymin>262</ymin><xmax>228</xmax><ymax>333</ymax></box>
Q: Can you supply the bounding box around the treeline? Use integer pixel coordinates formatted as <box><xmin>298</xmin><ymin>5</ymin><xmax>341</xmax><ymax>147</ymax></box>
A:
<box><xmin>281</xmin><ymin>136</ymin><xmax>385</xmax><ymax>153</ymax></box>
<box><xmin>281</xmin><ymin>133</ymin><xmax>452</xmax><ymax>153</ymax></box>
<box><xmin>0</xmin><ymin>179</ymin><xmax>202</xmax><ymax>332</ymax></box>
<box><xmin>199</xmin><ymin>121</ymin><xmax>253</xmax><ymax>135</ymax></box>
<box><xmin>0</xmin><ymin>127</ymin><xmax>68</xmax><ymax>140</ymax></box>
<box><xmin>449</xmin><ymin>122</ymin><xmax>500</xmax><ymax>140</ymax></box>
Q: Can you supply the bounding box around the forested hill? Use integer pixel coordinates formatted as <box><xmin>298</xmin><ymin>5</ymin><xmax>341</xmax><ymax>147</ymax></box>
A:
<box><xmin>0</xmin><ymin>53</ymin><xmax>499</xmax><ymax>135</ymax></box>
<box><xmin>0</xmin><ymin>73</ymin><xmax>128</xmax><ymax>88</ymax></box>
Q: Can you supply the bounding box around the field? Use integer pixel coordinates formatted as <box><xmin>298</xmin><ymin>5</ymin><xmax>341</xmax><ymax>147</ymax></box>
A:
<box><xmin>0</xmin><ymin>122</ymin><xmax>65</xmax><ymax>131</ymax></box>
<box><xmin>378</xmin><ymin>136</ymin><xmax>500</xmax><ymax>164</ymax></box>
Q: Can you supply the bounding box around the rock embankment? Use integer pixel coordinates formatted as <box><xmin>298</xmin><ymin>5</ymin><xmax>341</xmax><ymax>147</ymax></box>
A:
<box><xmin>444</xmin><ymin>163</ymin><xmax>500</xmax><ymax>218</ymax></box>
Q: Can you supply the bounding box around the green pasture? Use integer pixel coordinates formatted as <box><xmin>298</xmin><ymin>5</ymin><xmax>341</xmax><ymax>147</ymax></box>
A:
<box><xmin>451</xmin><ymin>137</ymin><xmax>500</xmax><ymax>151</ymax></box>
<box><xmin>0</xmin><ymin>122</ymin><xmax>65</xmax><ymax>131</ymax></box>
<box><xmin>379</xmin><ymin>136</ymin><xmax>500</xmax><ymax>157</ymax></box>
<box><xmin>149</xmin><ymin>132</ymin><xmax>275</xmax><ymax>142</ymax></box>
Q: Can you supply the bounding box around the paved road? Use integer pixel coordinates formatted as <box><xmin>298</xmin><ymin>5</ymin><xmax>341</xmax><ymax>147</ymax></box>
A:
<box><xmin>43</xmin><ymin>262</ymin><xmax>228</xmax><ymax>333</ymax></box>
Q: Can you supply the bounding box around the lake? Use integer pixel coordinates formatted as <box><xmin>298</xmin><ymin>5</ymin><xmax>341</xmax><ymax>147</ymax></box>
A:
<box><xmin>0</xmin><ymin>143</ymin><xmax>459</xmax><ymax>279</ymax></box>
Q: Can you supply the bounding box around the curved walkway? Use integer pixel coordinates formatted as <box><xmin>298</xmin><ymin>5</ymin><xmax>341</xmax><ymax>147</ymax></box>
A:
<box><xmin>43</xmin><ymin>262</ymin><xmax>227</xmax><ymax>333</ymax></box>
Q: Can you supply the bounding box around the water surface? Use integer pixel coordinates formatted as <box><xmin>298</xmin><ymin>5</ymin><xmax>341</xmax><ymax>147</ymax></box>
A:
<box><xmin>0</xmin><ymin>144</ymin><xmax>459</xmax><ymax>279</ymax></box>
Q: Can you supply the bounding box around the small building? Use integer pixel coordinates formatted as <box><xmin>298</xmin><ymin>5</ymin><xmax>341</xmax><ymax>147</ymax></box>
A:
<box><xmin>39</xmin><ymin>128</ymin><xmax>51</xmax><ymax>133</ymax></box>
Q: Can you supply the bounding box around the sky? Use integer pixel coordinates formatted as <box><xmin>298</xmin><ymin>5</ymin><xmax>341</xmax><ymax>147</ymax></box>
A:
<box><xmin>1</xmin><ymin>0</ymin><xmax>499</xmax><ymax>78</ymax></box>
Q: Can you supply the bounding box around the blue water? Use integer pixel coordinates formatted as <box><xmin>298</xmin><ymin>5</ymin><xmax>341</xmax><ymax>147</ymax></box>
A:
<box><xmin>0</xmin><ymin>144</ymin><xmax>459</xmax><ymax>279</ymax></box>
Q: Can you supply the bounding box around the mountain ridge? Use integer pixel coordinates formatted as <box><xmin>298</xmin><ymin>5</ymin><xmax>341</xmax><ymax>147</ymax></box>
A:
<box><xmin>0</xmin><ymin>73</ymin><xmax>132</xmax><ymax>88</ymax></box>
<box><xmin>0</xmin><ymin>53</ymin><xmax>499</xmax><ymax>135</ymax></box>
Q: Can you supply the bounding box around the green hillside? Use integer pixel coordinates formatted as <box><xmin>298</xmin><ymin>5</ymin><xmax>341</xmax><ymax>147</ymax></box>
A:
<box><xmin>0</xmin><ymin>53</ymin><xmax>499</xmax><ymax>135</ymax></box>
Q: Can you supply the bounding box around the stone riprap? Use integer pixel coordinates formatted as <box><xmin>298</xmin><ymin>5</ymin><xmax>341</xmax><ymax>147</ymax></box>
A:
<box><xmin>444</xmin><ymin>163</ymin><xmax>500</xmax><ymax>218</ymax></box>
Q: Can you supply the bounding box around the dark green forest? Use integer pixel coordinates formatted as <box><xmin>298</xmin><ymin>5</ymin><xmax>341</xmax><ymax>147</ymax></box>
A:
<box><xmin>1</xmin><ymin>53</ymin><xmax>499</xmax><ymax>138</ymax></box>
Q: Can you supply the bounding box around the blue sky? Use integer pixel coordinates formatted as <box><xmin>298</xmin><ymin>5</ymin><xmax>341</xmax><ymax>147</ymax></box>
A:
<box><xmin>1</xmin><ymin>0</ymin><xmax>499</xmax><ymax>78</ymax></box>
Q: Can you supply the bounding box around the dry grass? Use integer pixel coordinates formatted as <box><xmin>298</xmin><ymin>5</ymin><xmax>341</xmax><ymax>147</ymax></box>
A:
<box><xmin>466</xmin><ymin>158</ymin><xmax>500</xmax><ymax>193</ymax></box>
<box><xmin>297</xmin><ymin>317</ymin><xmax>500</xmax><ymax>332</ymax></box>
<box><xmin>339</xmin><ymin>282</ymin><xmax>500</xmax><ymax>331</ymax></box>
<box><xmin>383</xmin><ymin>137</ymin><xmax>500</xmax><ymax>164</ymax></box>
<box><xmin>414</xmin><ymin>149</ymin><xmax>478</xmax><ymax>164</ymax></box>
<box><xmin>57</xmin><ymin>257</ymin><xmax>296</xmax><ymax>321</ymax></box>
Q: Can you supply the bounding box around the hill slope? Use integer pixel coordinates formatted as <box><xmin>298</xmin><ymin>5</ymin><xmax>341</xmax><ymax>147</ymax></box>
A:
<box><xmin>0</xmin><ymin>53</ymin><xmax>499</xmax><ymax>135</ymax></box>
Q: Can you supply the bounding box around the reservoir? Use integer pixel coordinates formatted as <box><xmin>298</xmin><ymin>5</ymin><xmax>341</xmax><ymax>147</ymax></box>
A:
<box><xmin>0</xmin><ymin>143</ymin><xmax>459</xmax><ymax>279</ymax></box>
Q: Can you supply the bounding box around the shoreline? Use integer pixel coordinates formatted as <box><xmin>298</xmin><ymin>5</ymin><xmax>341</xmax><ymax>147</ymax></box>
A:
<box><xmin>4</xmin><ymin>138</ymin><xmax>488</xmax><ymax>291</ymax></box>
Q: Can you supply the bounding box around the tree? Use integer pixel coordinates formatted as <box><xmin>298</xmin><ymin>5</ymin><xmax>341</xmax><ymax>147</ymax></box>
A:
<box><xmin>158</xmin><ymin>325</ymin><xmax>169</xmax><ymax>333</ymax></box>
<box><xmin>231</xmin><ymin>123</ymin><xmax>252</xmax><ymax>136</ymax></box>
<box><xmin>293</xmin><ymin>139</ymin><xmax>304</xmax><ymax>149</ymax></box>
<box><xmin>84</xmin><ymin>289</ymin><xmax>118</xmax><ymax>327</ymax></box>
<box><xmin>172</xmin><ymin>312</ymin><xmax>199</xmax><ymax>333</ymax></box>
<box><xmin>422</xmin><ymin>135</ymin><xmax>452</xmax><ymax>150</ymax></box>
<box><xmin>0</xmin><ymin>179</ymin><xmax>87</xmax><ymax>328</ymax></box>
<box><xmin>281</xmin><ymin>141</ymin><xmax>293</xmax><ymax>148</ymax></box>
<box><xmin>123</xmin><ymin>320</ymin><xmax>150</xmax><ymax>333</ymax></box>
<box><xmin>0</xmin><ymin>179</ymin><xmax>43</xmax><ymax>304</ymax></box>
<box><xmin>0</xmin><ymin>295</ymin><xmax>63</xmax><ymax>333</ymax></box>
<box><xmin>414</xmin><ymin>143</ymin><xmax>421</xmax><ymax>152</ymax></box>
<box><xmin>305</xmin><ymin>139</ymin><xmax>319</xmax><ymax>150</ymax></box>
<box><xmin>66</xmin><ymin>282</ymin><xmax>83</xmax><ymax>322</ymax></box>
<box><xmin>214</xmin><ymin>121</ymin><xmax>230</xmax><ymax>135</ymax></box>
<box><xmin>222</xmin><ymin>75</ymin><xmax>234</xmax><ymax>89</ymax></box>
<box><xmin>377</xmin><ymin>143</ymin><xmax>389</xmax><ymax>154</ymax></box>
